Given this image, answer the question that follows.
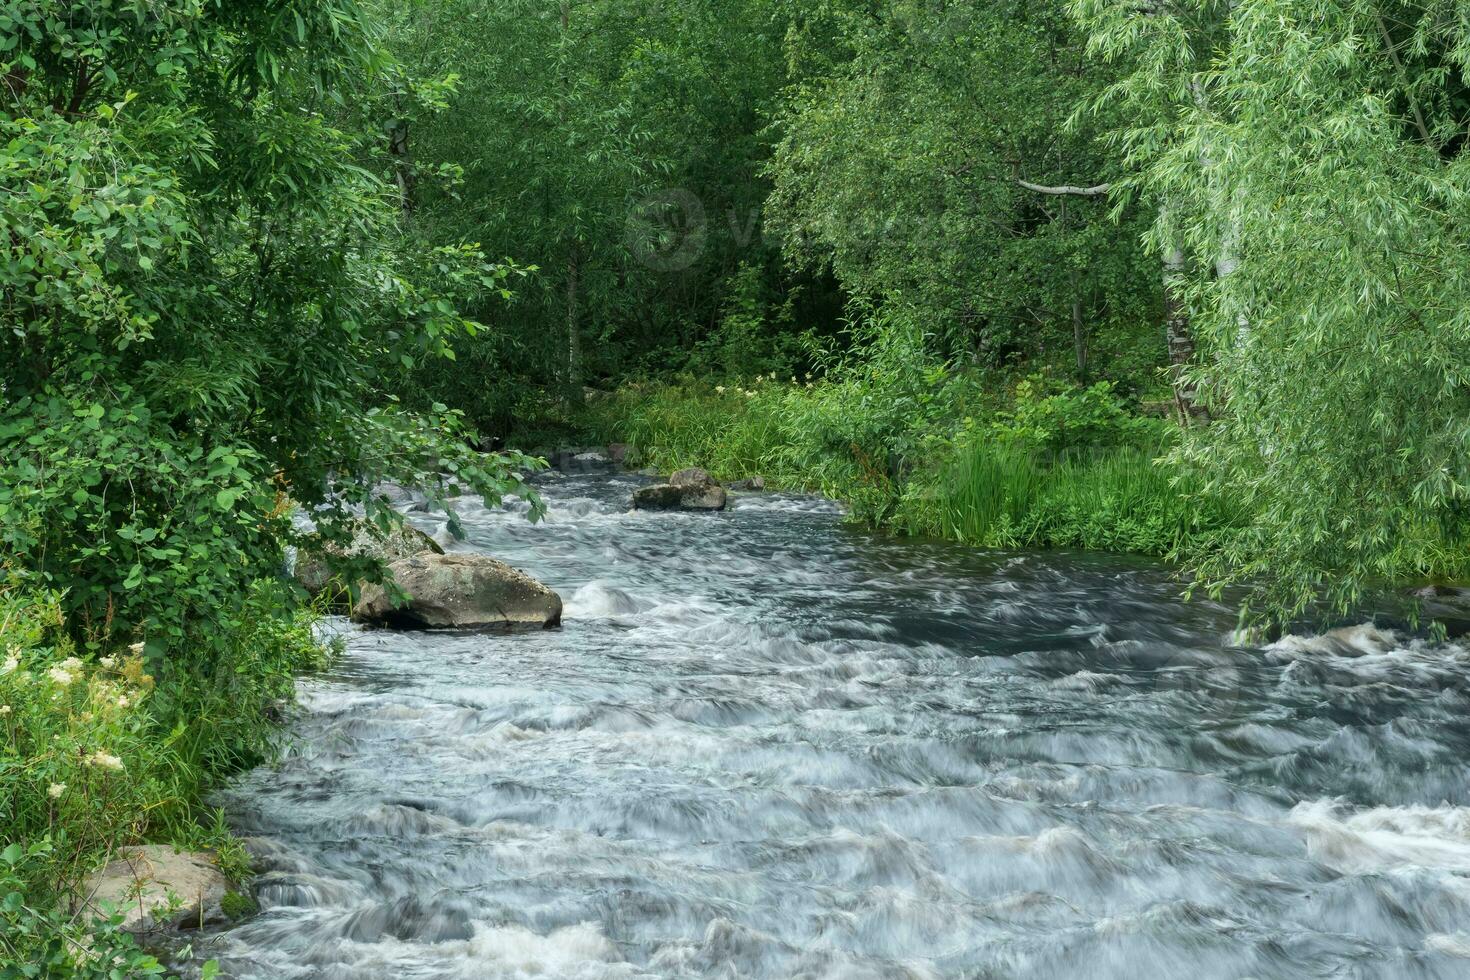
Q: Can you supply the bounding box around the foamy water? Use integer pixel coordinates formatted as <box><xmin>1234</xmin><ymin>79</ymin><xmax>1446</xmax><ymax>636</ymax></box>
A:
<box><xmin>199</xmin><ymin>467</ymin><xmax>1470</xmax><ymax>978</ymax></box>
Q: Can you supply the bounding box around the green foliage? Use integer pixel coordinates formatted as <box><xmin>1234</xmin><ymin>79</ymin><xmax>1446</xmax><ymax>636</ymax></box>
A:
<box><xmin>0</xmin><ymin>581</ymin><xmax>325</xmax><ymax>879</ymax></box>
<box><xmin>379</xmin><ymin>0</ymin><xmax>843</xmax><ymax>436</ymax></box>
<box><xmin>1075</xmin><ymin>0</ymin><xmax>1470</xmax><ymax>622</ymax></box>
<box><xmin>593</xmin><ymin>345</ymin><xmax>1219</xmax><ymax>557</ymax></box>
<box><xmin>0</xmin><ymin>581</ymin><xmax>318</xmax><ymax>975</ymax></box>
<box><xmin>1</xmin><ymin>838</ymin><xmax>176</xmax><ymax>979</ymax></box>
<box><xmin>900</xmin><ymin>440</ymin><xmax>1235</xmax><ymax>556</ymax></box>
<box><xmin>0</xmin><ymin>0</ymin><xmax>539</xmax><ymax>658</ymax></box>
<box><xmin>989</xmin><ymin>377</ymin><xmax>1165</xmax><ymax>456</ymax></box>
<box><xmin>685</xmin><ymin>263</ymin><xmax>812</xmax><ymax>381</ymax></box>
<box><xmin>766</xmin><ymin>0</ymin><xmax>1157</xmax><ymax>368</ymax></box>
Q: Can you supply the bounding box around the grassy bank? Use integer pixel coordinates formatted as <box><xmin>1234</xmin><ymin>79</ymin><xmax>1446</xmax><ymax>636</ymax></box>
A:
<box><xmin>578</xmin><ymin>373</ymin><xmax>1238</xmax><ymax>561</ymax></box>
<box><xmin>0</xmin><ymin>581</ymin><xmax>331</xmax><ymax>976</ymax></box>
<box><xmin>575</xmin><ymin>374</ymin><xmax>1470</xmax><ymax>623</ymax></box>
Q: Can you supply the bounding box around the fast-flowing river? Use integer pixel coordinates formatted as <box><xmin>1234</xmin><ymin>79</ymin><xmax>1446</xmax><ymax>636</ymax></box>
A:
<box><xmin>203</xmin><ymin>468</ymin><xmax>1470</xmax><ymax>979</ymax></box>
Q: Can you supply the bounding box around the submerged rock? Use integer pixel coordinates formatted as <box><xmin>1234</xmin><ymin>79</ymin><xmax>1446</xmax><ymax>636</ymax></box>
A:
<box><xmin>632</xmin><ymin>468</ymin><xmax>728</xmax><ymax>512</ymax></box>
<box><xmin>77</xmin><ymin>846</ymin><xmax>232</xmax><ymax>935</ymax></box>
<box><xmin>352</xmin><ymin>552</ymin><xmax>562</xmax><ymax>629</ymax></box>
<box><xmin>295</xmin><ymin>518</ymin><xmax>443</xmax><ymax>598</ymax></box>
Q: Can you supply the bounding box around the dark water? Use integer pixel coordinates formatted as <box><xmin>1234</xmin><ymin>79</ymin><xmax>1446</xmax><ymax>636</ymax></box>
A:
<box><xmin>204</xmin><ymin>470</ymin><xmax>1470</xmax><ymax>978</ymax></box>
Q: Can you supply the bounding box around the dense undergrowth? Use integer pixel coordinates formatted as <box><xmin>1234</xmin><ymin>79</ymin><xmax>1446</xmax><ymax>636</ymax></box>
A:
<box><xmin>0</xmin><ymin>582</ymin><xmax>332</xmax><ymax>976</ymax></box>
<box><xmin>574</xmin><ymin>355</ymin><xmax>1466</xmax><ymax>603</ymax></box>
<box><xmin>582</xmin><ymin>373</ymin><xmax>1227</xmax><ymax>560</ymax></box>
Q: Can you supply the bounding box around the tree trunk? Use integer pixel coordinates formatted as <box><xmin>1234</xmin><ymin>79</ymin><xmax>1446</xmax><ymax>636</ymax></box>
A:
<box><xmin>565</xmin><ymin>247</ymin><xmax>581</xmax><ymax>399</ymax></box>
<box><xmin>387</xmin><ymin>96</ymin><xmax>414</xmax><ymax>221</ymax></box>
<box><xmin>1164</xmin><ymin>237</ymin><xmax>1209</xmax><ymax>426</ymax></box>
<box><xmin>1071</xmin><ymin>290</ymin><xmax>1088</xmax><ymax>381</ymax></box>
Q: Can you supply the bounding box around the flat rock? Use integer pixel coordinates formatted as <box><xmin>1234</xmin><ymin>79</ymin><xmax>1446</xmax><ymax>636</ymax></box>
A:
<box><xmin>77</xmin><ymin>846</ymin><xmax>230</xmax><ymax>935</ymax></box>
<box><xmin>352</xmin><ymin>552</ymin><xmax>562</xmax><ymax>629</ymax></box>
<box><xmin>632</xmin><ymin>481</ymin><xmax>727</xmax><ymax>512</ymax></box>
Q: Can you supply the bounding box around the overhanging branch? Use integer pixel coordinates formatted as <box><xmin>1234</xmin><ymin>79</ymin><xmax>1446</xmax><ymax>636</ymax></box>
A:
<box><xmin>1016</xmin><ymin>178</ymin><xmax>1111</xmax><ymax>197</ymax></box>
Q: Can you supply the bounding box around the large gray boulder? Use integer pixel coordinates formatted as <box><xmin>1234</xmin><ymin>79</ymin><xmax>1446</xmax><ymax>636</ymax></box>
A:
<box><xmin>352</xmin><ymin>552</ymin><xmax>562</xmax><ymax>629</ymax></box>
<box><xmin>295</xmin><ymin>518</ymin><xmax>443</xmax><ymax>598</ymax></box>
<box><xmin>632</xmin><ymin>468</ymin><xmax>727</xmax><ymax>511</ymax></box>
<box><xmin>77</xmin><ymin>846</ymin><xmax>232</xmax><ymax>935</ymax></box>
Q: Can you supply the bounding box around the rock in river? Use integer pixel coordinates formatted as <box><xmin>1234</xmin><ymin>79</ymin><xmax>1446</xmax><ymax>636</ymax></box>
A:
<box><xmin>632</xmin><ymin>467</ymin><xmax>727</xmax><ymax>511</ymax></box>
<box><xmin>352</xmin><ymin>552</ymin><xmax>562</xmax><ymax>629</ymax></box>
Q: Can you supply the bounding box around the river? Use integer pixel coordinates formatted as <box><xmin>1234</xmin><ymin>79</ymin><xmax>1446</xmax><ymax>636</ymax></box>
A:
<box><xmin>201</xmin><ymin>467</ymin><xmax>1470</xmax><ymax>978</ymax></box>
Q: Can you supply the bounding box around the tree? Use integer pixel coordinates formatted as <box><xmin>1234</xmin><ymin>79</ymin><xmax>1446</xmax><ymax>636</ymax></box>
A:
<box><xmin>0</xmin><ymin>0</ymin><xmax>536</xmax><ymax>662</ymax></box>
<box><xmin>766</xmin><ymin>0</ymin><xmax>1157</xmax><ymax>377</ymax></box>
<box><xmin>379</xmin><ymin>0</ymin><xmax>811</xmax><ymax>430</ymax></box>
<box><xmin>1076</xmin><ymin>0</ymin><xmax>1470</xmax><ymax>620</ymax></box>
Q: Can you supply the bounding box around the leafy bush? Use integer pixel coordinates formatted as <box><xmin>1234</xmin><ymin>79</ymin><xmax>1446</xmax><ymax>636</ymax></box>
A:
<box><xmin>990</xmin><ymin>377</ymin><xmax>1165</xmax><ymax>457</ymax></box>
<box><xmin>1</xmin><ymin>838</ymin><xmax>181</xmax><ymax>979</ymax></box>
<box><xmin>685</xmin><ymin>263</ymin><xmax>813</xmax><ymax>382</ymax></box>
<box><xmin>0</xmin><ymin>582</ymin><xmax>322</xmax><ymax>976</ymax></box>
<box><xmin>1</xmin><ymin>589</ymin><xmax>166</xmax><ymax>887</ymax></box>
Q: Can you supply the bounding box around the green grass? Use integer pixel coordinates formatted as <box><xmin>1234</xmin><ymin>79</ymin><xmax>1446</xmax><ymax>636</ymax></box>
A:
<box><xmin>583</xmin><ymin>381</ymin><xmax>1236</xmax><ymax>560</ymax></box>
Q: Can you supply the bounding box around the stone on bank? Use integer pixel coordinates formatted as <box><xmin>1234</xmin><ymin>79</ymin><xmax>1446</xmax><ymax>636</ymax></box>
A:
<box><xmin>77</xmin><ymin>846</ymin><xmax>235</xmax><ymax>935</ymax></box>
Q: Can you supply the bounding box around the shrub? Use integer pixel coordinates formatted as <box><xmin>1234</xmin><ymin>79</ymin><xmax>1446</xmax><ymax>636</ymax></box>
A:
<box><xmin>1</xmin><ymin>838</ymin><xmax>180</xmax><ymax>979</ymax></box>
<box><xmin>0</xmin><ymin>580</ymin><xmax>324</xmax><ymax>976</ymax></box>
<box><xmin>990</xmin><ymin>376</ymin><xmax>1165</xmax><ymax>457</ymax></box>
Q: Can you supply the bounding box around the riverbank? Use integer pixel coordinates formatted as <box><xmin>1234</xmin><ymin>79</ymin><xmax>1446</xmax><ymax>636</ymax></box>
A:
<box><xmin>0</xmin><ymin>582</ymin><xmax>332</xmax><ymax>975</ymax></box>
<box><xmin>563</xmin><ymin>377</ymin><xmax>1470</xmax><ymax>616</ymax></box>
<box><xmin>566</xmin><ymin>376</ymin><xmax>1230</xmax><ymax>556</ymax></box>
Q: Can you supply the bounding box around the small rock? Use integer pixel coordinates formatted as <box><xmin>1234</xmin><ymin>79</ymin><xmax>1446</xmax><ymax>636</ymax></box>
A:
<box><xmin>1409</xmin><ymin>584</ymin><xmax>1469</xmax><ymax>600</ymax></box>
<box><xmin>669</xmin><ymin>467</ymin><xmax>714</xmax><ymax>488</ymax></box>
<box><xmin>77</xmin><ymin>846</ymin><xmax>231</xmax><ymax>935</ymax></box>
<box><xmin>574</xmin><ymin>451</ymin><xmax>609</xmax><ymax>463</ymax></box>
<box><xmin>607</xmin><ymin>443</ymin><xmax>630</xmax><ymax>464</ymax></box>
<box><xmin>353</xmin><ymin>552</ymin><xmax>563</xmax><ymax>629</ymax></box>
<box><xmin>728</xmin><ymin>476</ymin><xmax>766</xmax><ymax>491</ymax></box>
<box><xmin>631</xmin><ymin>484</ymin><xmax>688</xmax><ymax>510</ymax></box>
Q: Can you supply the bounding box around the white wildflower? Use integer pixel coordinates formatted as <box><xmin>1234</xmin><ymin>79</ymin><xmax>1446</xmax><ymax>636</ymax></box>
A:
<box><xmin>60</xmin><ymin>657</ymin><xmax>82</xmax><ymax>671</ymax></box>
<box><xmin>128</xmin><ymin>641</ymin><xmax>144</xmax><ymax>655</ymax></box>
<box><xmin>87</xmin><ymin>751</ymin><xmax>125</xmax><ymax>771</ymax></box>
<box><xmin>0</xmin><ymin>705</ymin><xmax>10</xmax><ymax>715</ymax></box>
<box><xmin>116</xmin><ymin>694</ymin><xmax>130</xmax><ymax>709</ymax></box>
<box><xmin>99</xmin><ymin>656</ymin><xmax>116</xmax><ymax>669</ymax></box>
<box><xmin>48</xmin><ymin>666</ymin><xmax>75</xmax><ymax>686</ymax></box>
<box><xmin>48</xmin><ymin>782</ymin><xmax>66</xmax><ymax>799</ymax></box>
<box><xmin>715</xmin><ymin>385</ymin><xmax>726</xmax><ymax>394</ymax></box>
<box><xmin>1</xmin><ymin>657</ymin><xmax>17</xmax><ymax>675</ymax></box>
